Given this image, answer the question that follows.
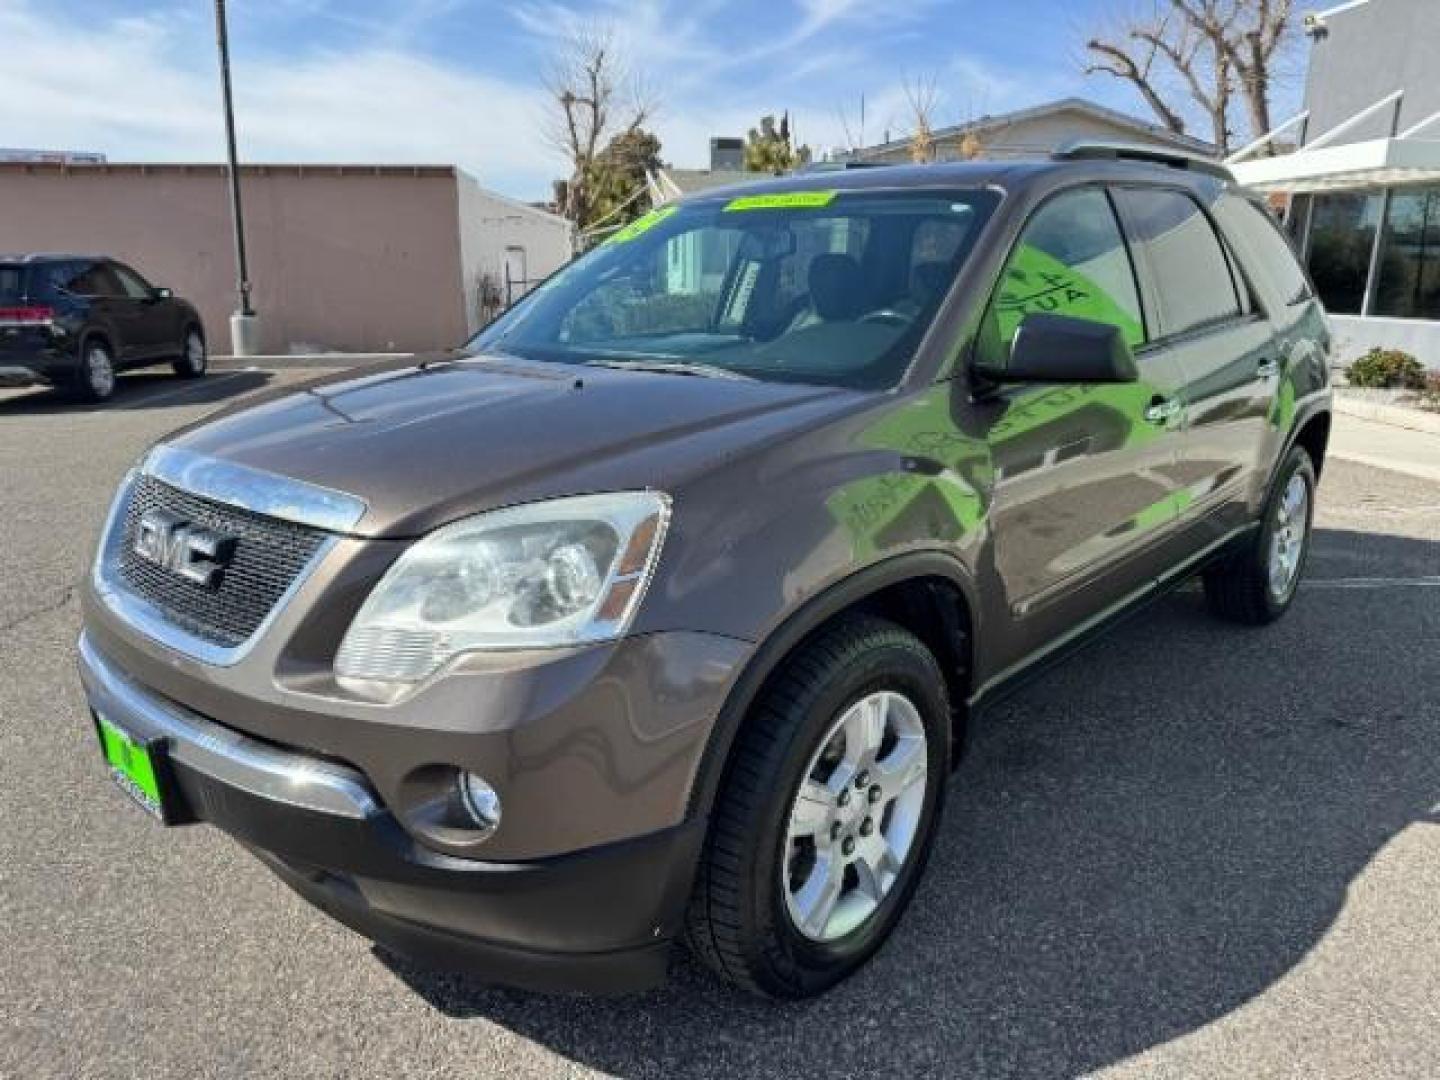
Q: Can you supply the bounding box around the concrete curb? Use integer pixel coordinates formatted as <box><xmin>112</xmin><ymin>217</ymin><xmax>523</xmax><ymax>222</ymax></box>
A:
<box><xmin>211</xmin><ymin>353</ymin><xmax>409</xmax><ymax>371</ymax></box>
<box><xmin>1333</xmin><ymin>394</ymin><xmax>1440</xmax><ymax>436</ymax></box>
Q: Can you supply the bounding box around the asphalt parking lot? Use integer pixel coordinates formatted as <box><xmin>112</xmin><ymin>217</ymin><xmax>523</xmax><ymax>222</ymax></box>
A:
<box><xmin>2</xmin><ymin>370</ymin><xmax>1437</xmax><ymax>1079</ymax></box>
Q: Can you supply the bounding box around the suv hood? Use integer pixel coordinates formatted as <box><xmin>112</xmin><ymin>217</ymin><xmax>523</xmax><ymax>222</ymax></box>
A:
<box><xmin>163</xmin><ymin>355</ymin><xmax>856</xmax><ymax>537</ymax></box>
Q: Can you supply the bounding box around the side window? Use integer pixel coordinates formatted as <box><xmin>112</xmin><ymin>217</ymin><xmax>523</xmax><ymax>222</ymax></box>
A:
<box><xmin>1223</xmin><ymin>197</ymin><xmax>1313</xmax><ymax>307</ymax></box>
<box><xmin>1114</xmin><ymin>188</ymin><xmax>1241</xmax><ymax>337</ymax></box>
<box><xmin>69</xmin><ymin>262</ymin><xmax>124</xmax><ymax>297</ymax></box>
<box><xmin>978</xmin><ymin>187</ymin><xmax>1145</xmax><ymax>368</ymax></box>
<box><xmin>111</xmin><ymin>263</ymin><xmax>154</xmax><ymax>300</ymax></box>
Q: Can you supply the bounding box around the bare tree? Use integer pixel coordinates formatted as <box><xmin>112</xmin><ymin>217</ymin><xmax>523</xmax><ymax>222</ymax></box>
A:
<box><xmin>1085</xmin><ymin>16</ymin><xmax>1191</xmax><ymax>139</ymax></box>
<box><xmin>1178</xmin><ymin>0</ymin><xmax>1295</xmax><ymax>142</ymax></box>
<box><xmin>903</xmin><ymin>74</ymin><xmax>942</xmax><ymax>163</ymax></box>
<box><xmin>544</xmin><ymin>26</ymin><xmax>655</xmax><ymax>230</ymax></box>
<box><xmin>1084</xmin><ymin>1</ymin><xmax>1298</xmax><ymax>158</ymax></box>
<box><xmin>834</xmin><ymin>93</ymin><xmax>868</xmax><ymax>157</ymax></box>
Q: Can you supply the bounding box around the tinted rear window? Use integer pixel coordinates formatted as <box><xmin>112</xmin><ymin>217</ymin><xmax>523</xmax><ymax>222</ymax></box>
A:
<box><xmin>1115</xmin><ymin>187</ymin><xmax>1242</xmax><ymax>338</ymax></box>
<box><xmin>0</xmin><ymin>264</ymin><xmax>25</xmax><ymax>303</ymax></box>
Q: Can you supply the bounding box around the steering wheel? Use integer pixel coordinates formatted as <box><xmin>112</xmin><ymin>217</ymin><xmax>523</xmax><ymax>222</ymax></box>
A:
<box><xmin>859</xmin><ymin>309</ymin><xmax>911</xmax><ymax>327</ymax></box>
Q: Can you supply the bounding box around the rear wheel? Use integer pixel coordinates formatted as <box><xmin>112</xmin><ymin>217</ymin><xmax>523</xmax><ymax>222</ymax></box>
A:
<box><xmin>74</xmin><ymin>340</ymin><xmax>116</xmax><ymax>402</ymax></box>
<box><xmin>172</xmin><ymin>328</ymin><xmax>207</xmax><ymax>379</ymax></box>
<box><xmin>685</xmin><ymin>615</ymin><xmax>950</xmax><ymax>998</ymax></box>
<box><xmin>1203</xmin><ymin>445</ymin><xmax>1316</xmax><ymax>624</ymax></box>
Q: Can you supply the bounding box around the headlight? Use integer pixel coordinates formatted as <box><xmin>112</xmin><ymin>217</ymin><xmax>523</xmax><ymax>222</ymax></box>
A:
<box><xmin>335</xmin><ymin>491</ymin><xmax>670</xmax><ymax>683</ymax></box>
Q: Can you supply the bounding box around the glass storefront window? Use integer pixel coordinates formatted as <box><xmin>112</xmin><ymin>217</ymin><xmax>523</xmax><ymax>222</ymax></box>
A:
<box><xmin>1375</xmin><ymin>187</ymin><xmax>1440</xmax><ymax>320</ymax></box>
<box><xmin>1306</xmin><ymin>192</ymin><xmax>1384</xmax><ymax>314</ymax></box>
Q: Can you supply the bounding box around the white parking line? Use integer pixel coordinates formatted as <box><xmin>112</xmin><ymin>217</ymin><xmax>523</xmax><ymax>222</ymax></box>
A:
<box><xmin>1305</xmin><ymin>576</ymin><xmax>1440</xmax><ymax>590</ymax></box>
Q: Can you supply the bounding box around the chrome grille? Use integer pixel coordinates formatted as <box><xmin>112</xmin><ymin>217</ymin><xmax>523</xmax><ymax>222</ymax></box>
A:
<box><xmin>113</xmin><ymin>474</ymin><xmax>327</xmax><ymax>648</ymax></box>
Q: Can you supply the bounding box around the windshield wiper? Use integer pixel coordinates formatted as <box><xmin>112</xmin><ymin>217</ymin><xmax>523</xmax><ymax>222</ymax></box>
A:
<box><xmin>585</xmin><ymin>358</ymin><xmax>755</xmax><ymax>381</ymax></box>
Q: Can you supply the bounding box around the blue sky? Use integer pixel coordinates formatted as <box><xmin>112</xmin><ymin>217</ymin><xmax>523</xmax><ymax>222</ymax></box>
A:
<box><xmin>0</xmin><ymin>0</ymin><xmax>1311</xmax><ymax>201</ymax></box>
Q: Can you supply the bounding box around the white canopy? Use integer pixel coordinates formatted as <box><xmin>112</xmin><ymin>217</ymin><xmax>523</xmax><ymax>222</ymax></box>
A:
<box><xmin>1232</xmin><ymin>137</ymin><xmax>1440</xmax><ymax>193</ymax></box>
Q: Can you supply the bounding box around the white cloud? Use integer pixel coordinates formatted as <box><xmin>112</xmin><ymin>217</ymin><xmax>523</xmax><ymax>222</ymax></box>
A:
<box><xmin>0</xmin><ymin>0</ymin><xmax>1097</xmax><ymax>200</ymax></box>
<box><xmin>0</xmin><ymin>1</ymin><xmax>560</xmax><ymax>197</ymax></box>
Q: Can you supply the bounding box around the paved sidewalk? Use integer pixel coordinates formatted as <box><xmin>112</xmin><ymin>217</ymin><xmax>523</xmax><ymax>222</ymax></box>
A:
<box><xmin>1330</xmin><ymin>412</ymin><xmax>1440</xmax><ymax>484</ymax></box>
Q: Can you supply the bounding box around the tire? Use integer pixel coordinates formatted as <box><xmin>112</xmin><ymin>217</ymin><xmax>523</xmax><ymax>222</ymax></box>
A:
<box><xmin>74</xmin><ymin>339</ymin><xmax>117</xmax><ymax>402</ymax></box>
<box><xmin>685</xmin><ymin>615</ymin><xmax>950</xmax><ymax>998</ymax></box>
<box><xmin>1203</xmin><ymin>445</ymin><xmax>1317</xmax><ymax>625</ymax></box>
<box><xmin>172</xmin><ymin>327</ymin><xmax>207</xmax><ymax>379</ymax></box>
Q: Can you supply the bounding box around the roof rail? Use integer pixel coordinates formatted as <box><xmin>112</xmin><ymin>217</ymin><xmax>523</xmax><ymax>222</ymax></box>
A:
<box><xmin>1052</xmin><ymin>141</ymin><xmax>1235</xmax><ymax>182</ymax></box>
<box><xmin>800</xmin><ymin>160</ymin><xmax>896</xmax><ymax>173</ymax></box>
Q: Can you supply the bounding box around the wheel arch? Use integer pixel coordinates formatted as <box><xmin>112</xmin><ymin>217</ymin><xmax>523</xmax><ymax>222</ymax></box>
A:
<box><xmin>1291</xmin><ymin>408</ymin><xmax>1332</xmax><ymax>479</ymax></box>
<box><xmin>79</xmin><ymin>327</ymin><xmax>114</xmax><ymax>356</ymax></box>
<box><xmin>686</xmin><ymin>552</ymin><xmax>979</xmax><ymax>819</ymax></box>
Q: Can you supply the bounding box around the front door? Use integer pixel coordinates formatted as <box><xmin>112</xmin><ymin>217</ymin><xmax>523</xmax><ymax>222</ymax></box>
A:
<box><xmin>109</xmin><ymin>261</ymin><xmax>175</xmax><ymax>361</ymax></box>
<box><xmin>970</xmin><ymin>185</ymin><xmax>1189</xmax><ymax>672</ymax></box>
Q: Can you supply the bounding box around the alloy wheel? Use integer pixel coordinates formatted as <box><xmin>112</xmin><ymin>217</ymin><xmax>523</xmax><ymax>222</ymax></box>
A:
<box><xmin>185</xmin><ymin>332</ymin><xmax>206</xmax><ymax>373</ymax></box>
<box><xmin>86</xmin><ymin>346</ymin><xmax>115</xmax><ymax>398</ymax></box>
<box><xmin>1268</xmin><ymin>472</ymin><xmax>1309</xmax><ymax>601</ymax></box>
<box><xmin>782</xmin><ymin>690</ymin><xmax>929</xmax><ymax>943</ymax></box>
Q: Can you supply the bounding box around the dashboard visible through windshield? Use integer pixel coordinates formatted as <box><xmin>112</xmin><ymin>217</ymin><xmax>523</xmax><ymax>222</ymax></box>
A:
<box><xmin>466</xmin><ymin>188</ymin><xmax>1000</xmax><ymax>390</ymax></box>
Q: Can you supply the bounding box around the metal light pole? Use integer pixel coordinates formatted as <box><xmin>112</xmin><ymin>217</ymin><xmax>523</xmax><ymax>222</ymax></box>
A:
<box><xmin>214</xmin><ymin>0</ymin><xmax>260</xmax><ymax>356</ymax></box>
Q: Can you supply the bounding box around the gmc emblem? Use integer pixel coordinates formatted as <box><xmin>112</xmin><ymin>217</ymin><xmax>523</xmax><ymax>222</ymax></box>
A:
<box><xmin>133</xmin><ymin>509</ymin><xmax>236</xmax><ymax>589</ymax></box>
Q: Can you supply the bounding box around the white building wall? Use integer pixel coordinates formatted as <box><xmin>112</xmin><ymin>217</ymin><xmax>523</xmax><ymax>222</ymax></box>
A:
<box><xmin>455</xmin><ymin>173</ymin><xmax>574</xmax><ymax>334</ymax></box>
<box><xmin>1328</xmin><ymin>313</ymin><xmax>1440</xmax><ymax>371</ymax></box>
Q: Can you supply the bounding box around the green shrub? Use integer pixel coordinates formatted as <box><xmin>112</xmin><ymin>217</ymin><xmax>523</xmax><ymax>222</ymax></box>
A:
<box><xmin>1345</xmin><ymin>347</ymin><xmax>1428</xmax><ymax>390</ymax></box>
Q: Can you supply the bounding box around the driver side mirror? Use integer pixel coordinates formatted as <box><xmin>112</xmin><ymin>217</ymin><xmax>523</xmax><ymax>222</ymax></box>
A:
<box><xmin>979</xmin><ymin>313</ymin><xmax>1138</xmax><ymax>385</ymax></box>
<box><xmin>152</xmin><ymin>286</ymin><xmax>174</xmax><ymax>300</ymax></box>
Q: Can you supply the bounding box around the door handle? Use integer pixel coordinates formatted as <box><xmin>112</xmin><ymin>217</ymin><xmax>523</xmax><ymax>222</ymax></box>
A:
<box><xmin>1143</xmin><ymin>397</ymin><xmax>1182</xmax><ymax>424</ymax></box>
<box><xmin>1256</xmin><ymin>357</ymin><xmax>1280</xmax><ymax>379</ymax></box>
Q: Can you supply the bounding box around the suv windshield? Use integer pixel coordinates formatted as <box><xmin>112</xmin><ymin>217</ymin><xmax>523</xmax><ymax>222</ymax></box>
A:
<box><xmin>466</xmin><ymin>188</ymin><xmax>1000</xmax><ymax>389</ymax></box>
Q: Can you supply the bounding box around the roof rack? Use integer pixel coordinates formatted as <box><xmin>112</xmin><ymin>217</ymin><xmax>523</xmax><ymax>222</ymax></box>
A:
<box><xmin>1052</xmin><ymin>141</ymin><xmax>1235</xmax><ymax>183</ymax></box>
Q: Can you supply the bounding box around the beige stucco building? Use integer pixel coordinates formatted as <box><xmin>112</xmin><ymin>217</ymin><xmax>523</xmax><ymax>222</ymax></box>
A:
<box><xmin>0</xmin><ymin>162</ymin><xmax>572</xmax><ymax>355</ymax></box>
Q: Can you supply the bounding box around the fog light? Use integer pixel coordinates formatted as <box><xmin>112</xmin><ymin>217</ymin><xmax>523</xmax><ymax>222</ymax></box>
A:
<box><xmin>459</xmin><ymin>772</ymin><xmax>502</xmax><ymax>834</ymax></box>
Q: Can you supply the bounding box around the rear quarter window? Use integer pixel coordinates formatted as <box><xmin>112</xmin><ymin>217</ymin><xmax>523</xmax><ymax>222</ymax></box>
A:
<box><xmin>0</xmin><ymin>264</ymin><xmax>25</xmax><ymax>303</ymax></box>
<box><xmin>1215</xmin><ymin>196</ymin><xmax>1313</xmax><ymax>308</ymax></box>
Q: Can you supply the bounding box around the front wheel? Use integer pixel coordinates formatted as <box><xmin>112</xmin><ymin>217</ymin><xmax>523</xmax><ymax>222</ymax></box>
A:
<box><xmin>172</xmin><ymin>328</ymin><xmax>207</xmax><ymax>379</ymax></box>
<box><xmin>685</xmin><ymin>615</ymin><xmax>950</xmax><ymax>998</ymax></box>
<box><xmin>1203</xmin><ymin>445</ymin><xmax>1317</xmax><ymax>624</ymax></box>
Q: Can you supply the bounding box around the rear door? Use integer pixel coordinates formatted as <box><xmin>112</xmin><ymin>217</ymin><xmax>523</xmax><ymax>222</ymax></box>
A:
<box><xmin>71</xmin><ymin>260</ymin><xmax>145</xmax><ymax>363</ymax></box>
<box><xmin>973</xmin><ymin>185</ymin><xmax>1190</xmax><ymax>667</ymax></box>
<box><xmin>1111</xmin><ymin>184</ymin><xmax>1276</xmax><ymax>544</ymax></box>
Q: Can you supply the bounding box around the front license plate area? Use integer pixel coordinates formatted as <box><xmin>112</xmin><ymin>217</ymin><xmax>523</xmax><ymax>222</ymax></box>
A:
<box><xmin>94</xmin><ymin>713</ymin><xmax>185</xmax><ymax>824</ymax></box>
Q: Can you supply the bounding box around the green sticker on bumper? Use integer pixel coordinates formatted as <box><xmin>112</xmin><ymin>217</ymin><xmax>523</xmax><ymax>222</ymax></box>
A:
<box><xmin>725</xmin><ymin>191</ymin><xmax>837</xmax><ymax>211</ymax></box>
<box><xmin>97</xmin><ymin>715</ymin><xmax>162</xmax><ymax>810</ymax></box>
<box><xmin>604</xmin><ymin>205</ymin><xmax>679</xmax><ymax>244</ymax></box>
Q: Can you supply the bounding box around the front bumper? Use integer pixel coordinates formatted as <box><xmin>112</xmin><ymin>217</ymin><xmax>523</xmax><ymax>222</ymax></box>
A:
<box><xmin>77</xmin><ymin>631</ymin><xmax>706</xmax><ymax>993</ymax></box>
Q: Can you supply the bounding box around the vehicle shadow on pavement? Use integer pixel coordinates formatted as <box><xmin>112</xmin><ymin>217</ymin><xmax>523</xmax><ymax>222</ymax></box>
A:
<box><xmin>0</xmin><ymin>370</ymin><xmax>272</xmax><ymax>415</ymax></box>
<box><xmin>382</xmin><ymin>528</ymin><xmax>1440</xmax><ymax>1079</ymax></box>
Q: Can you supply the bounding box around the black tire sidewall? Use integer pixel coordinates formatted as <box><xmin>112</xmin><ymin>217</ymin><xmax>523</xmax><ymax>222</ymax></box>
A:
<box><xmin>746</xmin><ymin>631</ymin><xmax>949</xmax><ymax>996</ymax></box>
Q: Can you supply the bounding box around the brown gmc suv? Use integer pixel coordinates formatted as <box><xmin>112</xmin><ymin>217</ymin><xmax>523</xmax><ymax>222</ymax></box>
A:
<box><xmin>78</xmin><ymin>145</ymin><xmax>1332</xmax><ymax>999</ymax></box>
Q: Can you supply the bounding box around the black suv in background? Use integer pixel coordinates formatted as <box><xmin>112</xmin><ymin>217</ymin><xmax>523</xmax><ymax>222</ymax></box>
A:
<box><xmin>0</xmin><ymin>254</ymin><xmax>207</xmax><ymax>402</ymax></box>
